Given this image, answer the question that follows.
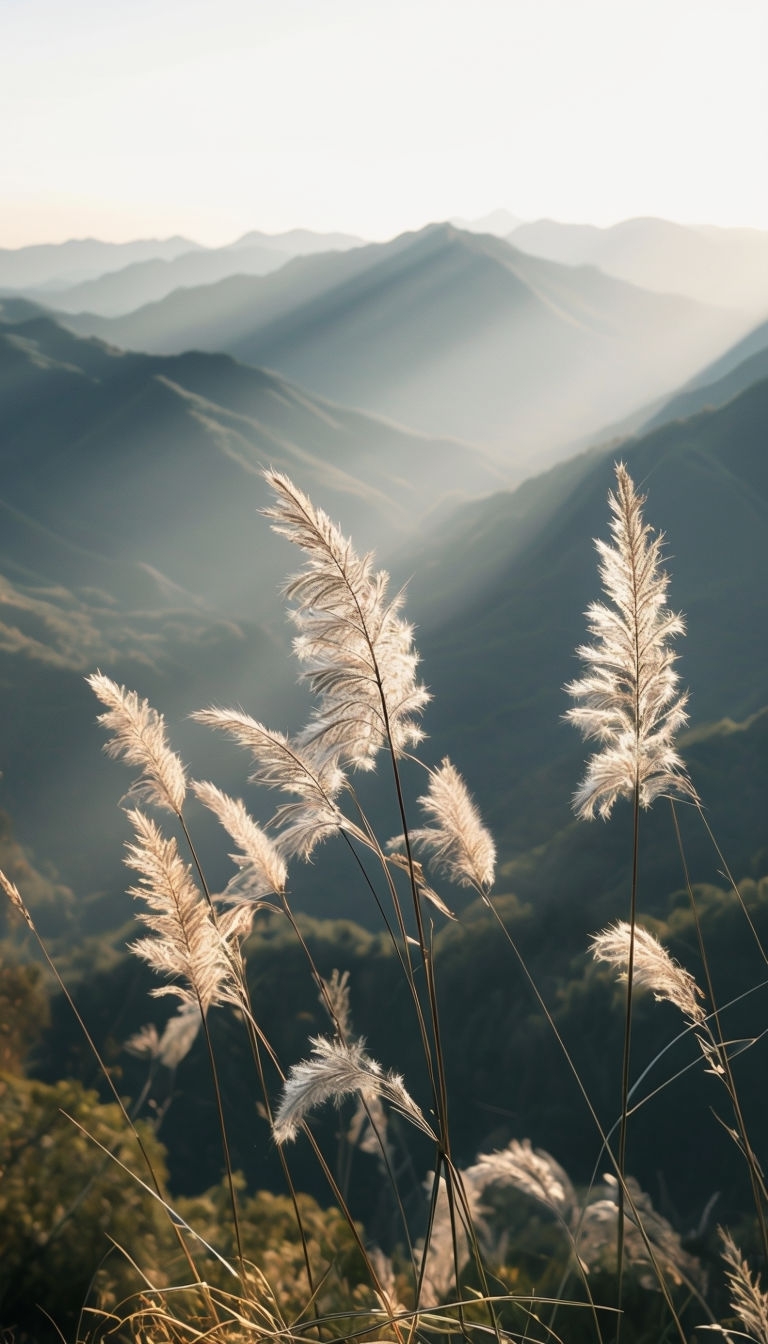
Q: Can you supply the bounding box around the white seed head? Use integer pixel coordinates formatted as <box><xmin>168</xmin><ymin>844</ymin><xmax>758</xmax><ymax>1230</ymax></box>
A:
<box><xmin>272</xmin><ymin>1035</ymin><xmax>434</xmax><ymax>1144</ymax></box>
<box><xmin>264</xmin><ymin>470</ymin><xmax>430</xmax><ymax>772</ymax></box>
<box><xmin>565</xmin><ymin>463</ymin><xmax>696</xmax><ymax>819</ymax></box>
<box><xmin>124</xmin><ymin>809</ymin><xmax>239</xmax><ymax>1014</ymax></box>
<box><xmin>401</xmin><ymin>757</ymin><xmax>495</xmax><ymax>891</ymax></box>
<box><xmin>590</xmin><ymin>920</ymin><xmax>705</xmax><ymax>1024</ymax></box>
<box><xmin>88</xmin><ymin>672</ymin><xmax>186</xmax><ymax>814</ymax></box>
<box><xmin>192</xmin><ymin>780</ymin><xmax>288</xmax><ymax>899</ymax></box>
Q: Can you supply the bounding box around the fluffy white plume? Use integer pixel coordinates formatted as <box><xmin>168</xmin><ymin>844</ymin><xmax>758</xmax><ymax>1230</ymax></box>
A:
<box><xmin>272</xmin><ymin>1036</ymin><xmax>434</xmax><ymax>1144</ymax></box>
<box><xmin>156</xmin><ymin>1000</ymin><xmax>203</xmax><ymax>1068</ymax></box>
<box><xmin>192</xmin><ymin>780</ymin><xmax>288</xmax><ymax>900</ymax></box>
<box><xmin>0</xmin><ymin>867</ymin><xmax>32</xmax><ymax>928</ymax></box>
<box><xmin>319</xmin><ymin>967</ymin><xmax>352</xmax><ymax>1039</ymax></box>
<box><xmin>264</xmin><ymin>470</ymin><xmax>430</xmax><ymax>772</ymax></box>
<box><xmin>124</xmin><ymin>809</ymin><xmax>241</xmax><ymax>1013</ymax></box>
<box><xmin>578</xmin><ymin>1173</ymin><xmax>704</xmax><ymax>1290</ymax></box>
<box><xmin>347</xmin><ymin>1092</ymin><xmax>390</xmax><ymax>1159</ymax></box>
<box><xmin>124</xmin><ymin>1023</ymin><xmax>160</xmax><ymax>1060</ymax></box>
<box><xmin>590</xmin><ymin>920</ymin><xmax>705</xmax><ymax>1024</ymax></box>
<box><xmin>88</xmin><ymin>672</ymin><xmax>186</xmax><ymax>814</ymax></box>
<box><xmin>467</xmin><ymin>1138</ymin><xmax>576</xmax><ymax>1216</ymax></box>
<box><xmin>401</xmin><ymin>757</ymin><xmax>495</xmax><ymax>891</ymax></box>
<box><xmin>718</xmin><ymin>1227</ymin><xmax>768</xmax><ymax>1343</ymax></box>
<box><xmin>565</xmin><ymin>463</ymin><xmax>695</xmax><ymax>819</ymax></box>
<box><xmin>192</xmin><ymin>708</ymin><xmax>358</xmax><ymax>859</ymax></box>
<box><xmin>124</xmin><ymin>1001</ymin><xmax>202</xmax><ymax>1069</ymax></box>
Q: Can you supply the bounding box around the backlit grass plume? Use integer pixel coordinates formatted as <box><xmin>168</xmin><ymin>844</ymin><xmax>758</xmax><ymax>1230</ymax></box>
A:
<box><xmin>565</xmin><ymin>462</ymin><xmax>695</xmax><ymax>820</ymax></box>
<box><xmin>125</xmin><ymin>809</ymin><xmax>245</xmax><ymax>1013</ymax></box>
<box><xmin>263</xmin><ymin>469</ymin><xmax>430</xmax><ymax>771</ymax></box>
<box><xmin>88</xmin><ymin>671</ymin><xmax>187</xmax><ymax>814</ymax></box>
<box><xmin>191</xmin><ymin>708</ymin><xmax>361</xmax><ymax>859</ymax></box>
<box><xmin>272</xmin><ymin>1035</ymin><xmax>436</xmax><ymax>1144</ymax></box>
<box><xmin>403</xmin><ymin>756</ymin><xmax>496</xmax><ymax>892</ymax></box>
<box><xmin>468</xmin><ymin>1138</ymin><xmax>575</xmax><ymax>1217</ymax></box>
<box><xmin>192</xmin><ymin>780</ymin><xmax>288</xmax><ymax>902</ymax></box>
<box><xmin>718</xmin><ymin>1227</ymin><xmax>768</xmax><ymax>1343</ymax></box>
<box><xmin>590</xmin><ymin>920</ymin><xmax>706</xmax><ymax>1024</ymax></box>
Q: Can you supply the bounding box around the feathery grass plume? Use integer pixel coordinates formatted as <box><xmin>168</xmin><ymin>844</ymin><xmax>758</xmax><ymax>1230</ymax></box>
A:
<box><xmin>565</xmin><ymin>462</ymin><xmax>695</xmax><ymax>820</ymax></box>
<box><xmin>125</xmin><ymin>809</ymin><xmax>245</xmax><ymax>1014</ymax></box>
<box><xmin>192</xmin><ymin>708</ymin><xmax>360</xmax><ymax>859</ymax></box>
<box><xmin>385</xmin><ymin>851</ymin><xmax>456</xmax><ymax>919</ymax></box>
<box><xmin>155</xmin><ymin>1000</ymin><xmax>204</xmax><ymax>1067</ymax></box>
<box><xmin>717</xmin><ymin>1227</ymin><xmax>768</xmax><ymax>1343</ymax></box>
<box><xmin>347</xmin><ymin>1092</ymin><xmax>390</xmax><ymax>1159</ymax></box>
<box><xmin>319</xmin><ymin>968</ymin><xmax>352</xmax><ymax>1039</ymax></box>
<box><xmin>126</xmin><ymin>1002</ymin><xmax>202</xmax><ymax>1069</ymax></box>
<box><xmin>272</xmin><ymin>1036</ymin><xmax>435</xmax><ymax>1144</ymax></box>
<box><xmin>263</xmin><ymin>469</ymin><xmax>430</xmax><ymax>771</ymax></box>
<box><xmin>395</xmin><ymin>757</ymin><xmax>496</xmax><ymax>892</ymax></box>
<box><xmin>590</xmin><ymin>920</ymin><xmax>706</xmax><ymax>1024</ymax></box>
<box><xmin>578</xmin><ymin>1174</ymin><xmax>703</xmax><ymax>1290</ymax></box>
<box><xmin>468</xmin><ymin>1138</ymin><xmax>576</xmax><ymax>1218</ymax></box>
<box><xmin>88</xmin><ymin>671</ymin><xmax>186</xmax><ymax>814</ymax></box>
<box><xmin>0</xmin><ymin>866</ymin><xmax>33</xmax><ymax>929</ymax></box>
<box><xmin>124</xmin><ymin>1022</ymin><xmax>160</xmax><ymax>1060</ymax></box>
<box><xmin>192</xmin><ymin>780</ymin><xmax>288</xmax><ymax>901</ymax></box>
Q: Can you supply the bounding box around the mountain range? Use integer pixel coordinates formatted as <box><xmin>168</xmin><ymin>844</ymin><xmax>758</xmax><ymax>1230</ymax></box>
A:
<box><xmin>8</xmin><ymin>228</ymin><xmax>366</xmax><ymax>317</ymax></box>
<box><xmin>0</xmin><ymin>303</ymin><xmax>505</xmax><ymax>610</ymax></box>
<box><xmin>60</xmin><ymin>223</ymin><xmax>748</xmax><ymax>471</ymax></box>
<box><xmin>0</xmin><ymin>235</ymin><xmax>201</xmax><ymax>291</ymax></box>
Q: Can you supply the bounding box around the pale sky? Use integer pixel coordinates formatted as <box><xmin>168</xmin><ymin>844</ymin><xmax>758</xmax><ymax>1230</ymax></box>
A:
<box><xmin>2</xmin><ymin>0</ymin><xmax>767</xmax><ymax>248</ymax></box>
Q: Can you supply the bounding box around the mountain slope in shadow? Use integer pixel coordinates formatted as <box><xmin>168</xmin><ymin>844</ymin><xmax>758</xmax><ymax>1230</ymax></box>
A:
<box><xmin>0</xmin><ymin>312</ymin><xmax>503</xmax><ymax>614</ymax></box>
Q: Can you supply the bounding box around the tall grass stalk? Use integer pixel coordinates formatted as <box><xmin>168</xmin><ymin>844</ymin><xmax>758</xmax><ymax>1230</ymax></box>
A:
<box><xmin>565</xmin><ymin>462</ymin><xmax>696</xmax><ymax>1337</ymax></box>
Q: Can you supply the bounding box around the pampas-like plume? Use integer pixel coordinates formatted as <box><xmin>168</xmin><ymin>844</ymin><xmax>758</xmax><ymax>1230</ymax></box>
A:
<box><xmin>125</xmin><ymin>809</ymin><xmax>244</xmax><ymax>1014</ymax></box>
<box><xmin>590</xmin><ymin>920</ymin><xmax>706</xmax><ymax>1024</ymax></box>
<box><xmin>0</xmin><ymin>867</ymin><xmax>32</xmax><ymax>929</ymax></box>
<box><xmin>272</xmin><ymin>1035</ymin><xmax>435</xmax><ymax>1144</ymax></box>
<box><xmin>398</xmin><ymin>757</ymin><xmax>495</xmax><ymax>891</ymax></box>
<box><xmin>192</xmin><ymin>708</ymin><xmax>359</xmax><ymax>860</ymax></box>
<box><xmin>192</xmin><ymin>780</ymin><xmax>288</xmax><ymax>901</ymax></box>
<box><xmin>468</xmin><ymin>1138</ymin><xmax>576</xmax><ymax>1217</ymax></box>
<box><xmin>125</xmin><ymin>1001</ymin><xmax>202</xmax><ymax>1069</ymax></box>
<box><xmin>578</xmin><ymin>1173</ymin><xmax>703</xmax><ymax>1289</ymax></box>
<box><xmin>565</xmin><ymin>463</ymin><xmax>695</xmax><ymax>820</ymax></box>
<box><xmin>718</xmin><ymin>1227</ymin><xmax>768</xmax><ymax>1343</ymax></box>
<box><xmin>88</xmin><ymin>672</ymin><xmax>186</xmax><ymax>814</ymax></box>
<box><xmin>124</xmin><ymin>1022</ymin><xmax>160</xmax><ymax>1059</ymax></box>
<box><xmin>319</xmin><ymin>967</ymin><xmax>352</xmax><ymax>1039</ymax></box>
<box><xmin>264</xmin><ymin>470</ymin><xmax>430</xmax><ymax>771</ymax></box>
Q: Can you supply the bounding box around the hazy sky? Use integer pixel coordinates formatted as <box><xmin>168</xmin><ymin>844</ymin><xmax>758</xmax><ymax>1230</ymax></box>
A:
<box><xmin>3</xmin><ymin>0</ymin><xmax>767</xmax><ymax>247</ymax></box>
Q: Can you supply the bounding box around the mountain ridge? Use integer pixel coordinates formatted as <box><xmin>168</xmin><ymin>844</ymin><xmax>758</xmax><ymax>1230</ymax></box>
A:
<box><xmin>59</xmin><ymin>222</ymin><xmax>747</xmax><ymax>469</ymax></box>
